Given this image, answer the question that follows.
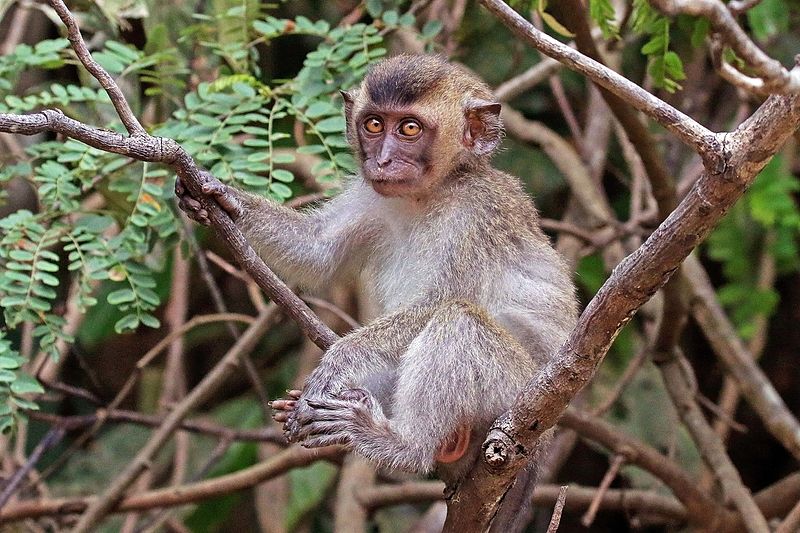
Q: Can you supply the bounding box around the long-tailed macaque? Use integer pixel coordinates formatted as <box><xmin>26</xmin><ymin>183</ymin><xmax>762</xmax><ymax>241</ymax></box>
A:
<box><xmin>177</xmin><ymin>54</ymin><xmax>577</xmax><ymax>523</ymax></box>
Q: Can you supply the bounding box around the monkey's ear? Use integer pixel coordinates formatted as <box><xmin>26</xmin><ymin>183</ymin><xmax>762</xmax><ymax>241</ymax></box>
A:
<box><xmin>463</xmin><ymin>99</ymin><xmax>503</xmax><ymax>157</ymax></box>
<box><xmin>340</xmin><ymin>90</ymin><xmax>358</xmax><ymax>144</ymax></box>
<box><xmin>340</xmin><ymin>90</ymin><xmax>355</xmax><ymax>117</ymax></box>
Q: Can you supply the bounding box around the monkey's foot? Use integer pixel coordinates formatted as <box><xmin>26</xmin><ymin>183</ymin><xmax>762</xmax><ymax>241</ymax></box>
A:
<box><xmin>291</xmin><ymin>389</ymin><xmax>383</xmax><ymax>449</ymax></box>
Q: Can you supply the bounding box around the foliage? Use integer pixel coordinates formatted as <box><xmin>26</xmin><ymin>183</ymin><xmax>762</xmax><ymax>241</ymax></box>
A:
<box><xmin>631</xmin><ymin>0</ymin><xmax>687</xmax><ymax>92</ymax></box>
<box><xmin>0</xmin><ymin>3</ymin><xmax>426</xmax><ymax>427</ymax></box>
<box><xmin>0</xmin><ymin>332</ymin><xmax>43</xmax><ymax>433</ymax></box>
<box><xmin>706</xmin><ymin>155</ymin><xmax>800</xmax><ymax>339</ymax></box>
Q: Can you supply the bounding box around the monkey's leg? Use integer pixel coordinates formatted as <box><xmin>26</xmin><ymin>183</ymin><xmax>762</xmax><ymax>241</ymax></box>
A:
<box><xmin>278</xmin><ymin>305</ymin><xmax>435</xmax><ymax>440</ymax></box>
<box><xmin>295</xmin><ymin>300</ymin><xmax>534</xmax><ymax>474</ymax></box>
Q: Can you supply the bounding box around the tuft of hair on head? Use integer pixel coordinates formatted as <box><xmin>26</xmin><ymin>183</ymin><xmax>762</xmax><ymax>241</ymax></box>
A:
<box><xmin>363</xmin><ymin>54</ymin><xmax>450</xmax><ymax>107</ymax></box>
<box><xmin>361</xmin><ymin>54</ymin><xmax>496</xmax><ymax>108</ymax></box>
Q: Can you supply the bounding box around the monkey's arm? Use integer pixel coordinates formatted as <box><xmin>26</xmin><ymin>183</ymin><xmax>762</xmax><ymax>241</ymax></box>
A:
<box><xmin>176</xmin><ymin>176</ymin><xmax>377</xmax><ymax>288</ymax></box>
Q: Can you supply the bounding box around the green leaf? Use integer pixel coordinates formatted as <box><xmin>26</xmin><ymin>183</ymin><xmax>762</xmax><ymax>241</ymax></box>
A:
<box><xmin>11</xmin><ymin>374</ymin><xmax>44</xmax><ymax>395</ymax></box>
<box><xmin>747</xmin><ymin>0</ymin><xmax>789</xmax><ymax>40</ymax></box>
<box><xmin>382</xmin><ymin>10</ymin><xmax>398</xmax><ymax>25</ymax></box>
<box><xmin>305</xmin><ymin>101</ymin><xmax>337</xmax><ymax>118</ymax></box>
<box><xmin>140</xmin><ymin>313</ymin><xmax>161</xmax><ymax>328</ymax></box>
<box><xmin>315</xmin><ymin>116</ymin><xmax>346</xmax><ymax>133</ymax></box>
<box><xmin>269</xmin><ymin>182</ymin><xmax>293</xmax><ymax>199</ymax></box>
<box><xmin>0</xmin><ymin>357</ymin><xmax>21</xmax><ymax>370</ymax></box>
<box><xmin>115</xmin><ymin>314</ymin><xmax>140</xmax><ymax>333</ymax></box>
<box><xmin>296</xmin><ymin>145</ymin><xmax>326</xmax><ymax>155</ymax></box>
<box><xmin>272</xmin><ymin>169</ymin><xmax>294</xmax><ymax>182</ymax></box>
<box><xmin>107</xmin><ymin>289</ymin><xmax>136</xmax><ymax>305</ymax></box>
<box><xmin>422</xmin><ymin>20</ymin><xmax>443</xmax><ymax>39</ymax></box>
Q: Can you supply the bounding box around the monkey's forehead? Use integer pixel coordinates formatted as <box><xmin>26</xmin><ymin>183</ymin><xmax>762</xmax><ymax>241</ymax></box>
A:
<box><xmin>361</xmin><ymin>54</ymin><xmax>492</xmax><ymax>109</ymax></box>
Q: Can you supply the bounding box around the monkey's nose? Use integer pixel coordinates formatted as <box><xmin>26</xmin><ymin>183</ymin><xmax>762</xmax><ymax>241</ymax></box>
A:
<box><xmin>376</xmin><ymin>156</ymin><xmax>392</xmax><ymax>168</ymax></box>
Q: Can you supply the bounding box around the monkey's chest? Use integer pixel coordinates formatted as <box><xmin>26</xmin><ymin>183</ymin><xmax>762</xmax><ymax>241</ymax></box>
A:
<box><xmin>364</xmin><ymin>233</ymin><xmax>444</xmax><ymax>311</ymax></box>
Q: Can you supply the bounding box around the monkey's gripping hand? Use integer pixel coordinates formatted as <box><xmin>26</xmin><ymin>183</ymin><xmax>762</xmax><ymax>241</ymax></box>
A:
<box><xmin>175</xmin><ymin>173</ymin><xmax>244</xmax><ymax>226</ymax></box>
<box><xmin>272</xmin><ymin>388</ymin><xmax>388</xmax><ymax>449</ymax></box>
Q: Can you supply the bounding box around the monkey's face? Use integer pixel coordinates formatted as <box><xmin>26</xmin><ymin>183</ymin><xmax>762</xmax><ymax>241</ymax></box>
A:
<box><xmin>356</xmin><ymin>108</ymin><xmax>440</xmax><ymax>198</ymax></box>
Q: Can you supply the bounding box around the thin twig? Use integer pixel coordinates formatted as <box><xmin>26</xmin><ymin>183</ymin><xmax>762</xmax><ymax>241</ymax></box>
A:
<box><xmin>134</xmin><ymin>438</ymin><xmax>234</xmax><ymax>533</ymax></box>
<box><xmin>684</xmin><ymin>254</ymin><xmax>800</xmax><ymax>460</ymax></box>
<box><xmin>650</xmin><ymin>0</ymin><xmax>800</xmax><ymax>93</ymax></box>
<box><xmin>179</xmin><ymin>216</ymin><xmax>273</xmax><ymax>418</ymax></box>
<box><xmin>658</xmin><ymin>348</ymin><xmax>769</xmax><ymax>532</ymax></box>
<box><xmin>582</xmin><ymin>455</ymin><xmax>624</xmax><ymax>526</ymax></box>
<box><xmin>0</xmin><ymin>428</ymin><xmax>65</xmax><ymax>509</ymax></box>
<box><xmin>27</xmin><ymin>410</ymin><xmax>285</xmax><ymax>443</ymax></box>
<box><xmin>0</xmin><ymin>445</ymin><xmax>343</xmax><ymax>522</ymax></box>
<box><xmin>775</xmin><ymin>498</ymin><xmax>800</xmax><ymax>533</ymax></box>
<box><xmin>49</xmin><ymin>0</ymin><xmax>145</xmax><ymax>135</ymax></box>
<box><xmin>592</xmin><ymin>347</ymin><xmax>648</xmax><ymax>416</ymax></box>
<box><xmin>71</xmin><ymin>305</ymin><xmax>279</xmax><ymax>532</ymax></box>
<box><xmin>546</xmin><ymin>486</ymin><xmax>569</xmax><ymax>533</ymax></box>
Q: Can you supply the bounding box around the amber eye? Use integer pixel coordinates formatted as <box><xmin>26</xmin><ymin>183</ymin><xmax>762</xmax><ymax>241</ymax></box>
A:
<box><xmin>363</xmin><ymin>117</ymin><xmax>384</xmax><ymax>134</ymax></box>
<box><xmin>400</xmin><ymin>120</ymin><xmax>422</xmax><ymax>137</ymax></box>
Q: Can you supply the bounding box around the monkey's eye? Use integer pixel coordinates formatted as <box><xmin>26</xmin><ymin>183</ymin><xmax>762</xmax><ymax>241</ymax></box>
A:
<box><xmin>399</xmin><ymin>120</ymin><xmax>422</xmax><ymax>137</ymax></box>
<box><xmin>363</xmin><ymin>117</ymin><xmax>384</xmax><ymax>134</ymax></box>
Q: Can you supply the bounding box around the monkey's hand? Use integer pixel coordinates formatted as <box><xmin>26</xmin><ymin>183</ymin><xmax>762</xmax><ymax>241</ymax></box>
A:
<box><xmin>282</xmin><ymin>388</ymin><xmax>387</xmax><ymax>449</ymax></box>
<box><xmin>175</xmin><ymin>173</ymin><xmax>243</xmax><ymax>226</ymax></box>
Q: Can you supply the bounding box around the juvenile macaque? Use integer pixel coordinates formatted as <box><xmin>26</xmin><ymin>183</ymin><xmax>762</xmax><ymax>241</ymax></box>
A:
<box><xmin>177</xmin><ymin>54</ymin><xmax>576</xmax><ymax>503</ymax></box>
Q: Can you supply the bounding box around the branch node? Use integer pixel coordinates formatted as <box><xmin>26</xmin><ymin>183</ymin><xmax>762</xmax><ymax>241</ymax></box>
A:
<box><xmin>482</xmin><ymin>428</ymin><xmax>524</xmax><ymax>469</ymax></box>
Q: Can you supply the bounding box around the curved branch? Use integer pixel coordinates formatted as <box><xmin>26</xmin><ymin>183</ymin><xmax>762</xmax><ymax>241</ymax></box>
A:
<box><xmin>478</xmin><ymin>0</ymin><xmax>719</xmax><ymax>163</ymax></box>
<box><xmin>50</xmin><ymin>0</ymin><xmax>145</xmax><ymax>135</ymax></box>
<box><xmin>650</xmin><ymin>0</ymin><xmax>800</xmax><ymax>93</ymax></box>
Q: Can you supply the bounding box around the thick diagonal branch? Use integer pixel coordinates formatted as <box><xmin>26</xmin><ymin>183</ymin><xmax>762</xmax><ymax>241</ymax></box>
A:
<box><xmin>444</xmin><ymin>76</ymin><xmax>800</xmax><ymax>533</ymax></box>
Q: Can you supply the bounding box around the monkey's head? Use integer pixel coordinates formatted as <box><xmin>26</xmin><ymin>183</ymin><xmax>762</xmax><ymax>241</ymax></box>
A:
<box><xmin>342</xmin><ymin>55</ymin><xmax>502</xmax><ymax>198</ymax></box>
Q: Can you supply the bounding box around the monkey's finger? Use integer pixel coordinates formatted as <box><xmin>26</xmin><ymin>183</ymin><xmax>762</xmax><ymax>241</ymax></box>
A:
<box><xmin>175</xmin><ymin>178</ymin><xmax>185</xmax><ymax>195</ymax></box>
<box><xmin>286</xmin><ymin>389</ymin><xmax>302</xmax><ymax>399</ymax></box>
<box><xmin>272</xmin><ymin>411</ymin><xmax>289</xmax><ymax>423</ymax></box>
<box><xmin>270</xmin><ymin>399</ymin><xmax>296</xmax><ymax>411</ymax></box>
<box><xmin>216</xmin><ymin>194</ymin><xmax>242</xmax><ymax>218</ymax></box>
<box><xmin>178</xmin><ymin>196</ymin><xmax>201</xmax><ymax>212</ymax></box>
<box><xmin>201</xmin><ymin>180</ymin><xmax>227</xmax><ymax>197</ymax></box>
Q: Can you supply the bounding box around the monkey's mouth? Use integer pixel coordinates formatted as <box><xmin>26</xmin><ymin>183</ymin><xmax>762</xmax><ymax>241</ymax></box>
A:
<box><xmin>366</xmin><ymin>173</ymin><xmax>424</xmax><ymax>198</ymax></box>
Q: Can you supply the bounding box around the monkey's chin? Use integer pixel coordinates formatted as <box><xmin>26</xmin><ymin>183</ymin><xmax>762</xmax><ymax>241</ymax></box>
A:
<box><xmin>367</xmin><ymin>177</ymin><xmax>423</xmax><ymax>198</ymax></box>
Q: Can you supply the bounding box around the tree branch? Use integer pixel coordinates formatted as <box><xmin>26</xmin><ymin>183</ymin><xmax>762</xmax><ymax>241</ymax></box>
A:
<box><xmin>684</xmin><ymin>254</ymin><xmax>800</xmax><ymax>460</ymax></box>
<box><xmin>0</xmin><ymin>445</ymin><xmax>342</xmax><ymax>523</ymax></box>
<box><xmin>49</xmin><ymin>0</ymin><xmax>145</xmax><ymax>136</ymax></box>
<box><xmin>444</xmin><ymin>29</ymin><xmax>800</xmax><ymax>526</ymax></box>
<box><xmin>650</xmin><ymin>0</ymin><xmax>800</xmax><ymax>93</ymax></box>
<box><xmin>477</xmin><ymin>0</ymin><xmax>720</xmax><ymax>162</ymax></box>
